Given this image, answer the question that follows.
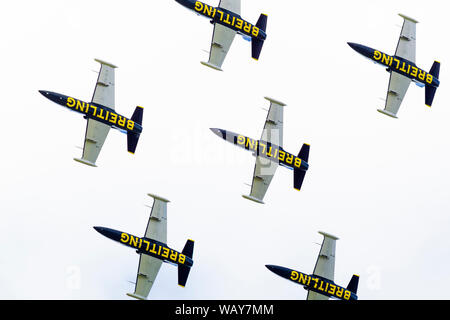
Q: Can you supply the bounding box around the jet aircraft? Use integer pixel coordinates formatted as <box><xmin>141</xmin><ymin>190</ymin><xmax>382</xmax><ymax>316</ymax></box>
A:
<box><xmin>348</xmin><ymin>14</ymin><xmax>440</xmax><ymax>118</ymax></box>
<box><xmin>94</xmin><ymin>194</ymin><xmax>194</xmax><ymax>300</ymax></box>
<box><xmin>266</xmin><ymin>231</ymin><xmax>359</xmax><ymax>301</ymax></box>
<box><xmin>39</xmin><ymin>59</ymin><xmax>143</xmax><ymax>167</ymax></box>
<box><xmin>175</xmin><ymin>0</ymin><xmax>267</xmax><ymax>71</ymax></box>
<box><xmin>210</xmin><ymin>97</ymin><xmax>310</xmax><ymax>204</ymax></box>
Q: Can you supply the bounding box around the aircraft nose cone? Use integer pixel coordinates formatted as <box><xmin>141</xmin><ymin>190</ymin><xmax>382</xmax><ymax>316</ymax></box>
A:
<box><xmin>265</xmin><ymin>264</ymin><xmax>276</xmax><ymax>272</ymax></box>
<box><xmin>347</xmin><ymin>42</ymin><xmax>372</xmax><ymax>58</ymax></box>
<box><xmin>209</xmin><ymin>128</ymin><xmax>222</xmax><ymax>137</ymax></box>
<box><xmin>38</xmin><ymin>90</ymin><xmax>48</xmax><ymax>96</ymax></box>
<box><xmin>93</xmin><ymin>226</ymin><xmax>107</xmax><ymax>236</ymax></box>
<box><xmin>265</xmin><ymin>264</ymin><xmax>287</xmax><ymax>278</ymax></box>
<box><xmin>347</xmin><ymin>42</ymin><xmax>359</xmax><ymax>51</ymax></box>
<box><xmin>93</xmin><ymin>226</ymin><xmax>102</xmax><ymax>233</ymax></box>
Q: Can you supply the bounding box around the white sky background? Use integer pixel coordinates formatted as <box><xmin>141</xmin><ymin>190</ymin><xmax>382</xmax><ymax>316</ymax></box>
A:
<box><xmin>0</xmin><ymin>0</ymin><xmax>449</xmax><ymax>300</ymax></box>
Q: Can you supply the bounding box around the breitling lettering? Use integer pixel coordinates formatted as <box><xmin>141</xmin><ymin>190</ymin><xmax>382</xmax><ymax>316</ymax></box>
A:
<box><xmin>120</xmin><ymin>233</ymin><xmax>186</xmax><ymax>264</ymax></box>
<box><xmin>66</xmin><ymin>97</ymin><xmax>135</xmax><ymax>131</ymax></box>
<box><xmin>373</xmin><ymin>51</ymin><xmax>433</xmax><ymax>84</ymax></box>
<box><xmin>237</xmin><ymin>135</ymin><xmax>302</xmax><ymax>168</ymax></box>
<box><xmin>290</xmin><ymin>271</ymin><xmax>352</xmax><ymax>300</ymax></box>
<box><xmin>194</xmin><ymin>1</ymin><xmax>260</xmax><ymax>37</ymax></box>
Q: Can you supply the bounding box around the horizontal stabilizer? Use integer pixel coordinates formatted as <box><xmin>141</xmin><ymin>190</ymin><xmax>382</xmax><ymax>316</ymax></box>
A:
<box><xmin>127</xmin><ymin>132</ymin><xmax>140</xmax><ymax>154</ymax></box>
<box><xmin>178</xmin><ymin>265</ymin><xmax>191</xmax><ymax>287</ymax></box>
<box><xmin>127</xmin><ymin>106</ymin><xmax>143</xmax><ymax>154</ymax></box>
<box><xmin>255</xmin><ymin>13</ymin><xmax>268</xmax><ymax>32</ymax></box>
<box><xmin>182</xmin><ymin>239</ymin><xmax>195</xmax><ymax>259</ymax></box>
<box><xmin>251</xmin><ymin>38</ymin><xmax>264</xmax><ymax>61</ymax></box>
<box><xmin>293</xmin><ymin>143</ymin><xmax>309</xmax><ymax>191</ymax></box>
<box><xmin>429</xmin><ymin>61</ymin><xmax>440</xmax><ymax>78</ymax></box>
<box><xmin>178</xmin><ymin>239</ymin><xmax>194</xmax><ymax>287</ymax></box>
<box><xmin>346</xmin><ymin>274</ymin><xmax>360</xmax><ymax>294</ymax></box>
<box><xmin>425</xmin><ymin>86</ymin><xmax>437</xmax><ymax>107</ymax></box>
<box><xmin>293</xmin><ymin>170</ymin><xmax>306</xmax><ymax>191</ymax></box>
<box><xmin>425</xmin><ymin>61</ymin><xmax>440</xmax><ymax>107</ymax></box>
<box><xmin>131</xmin><ymin>106</ymin><xmax>144</xmax><ymax>125</ymax></box>
<box><xmin>251</xmin><ymin>14</ymin><xmax>267</xmax><ymax>61</ymax></box>
<box><xmin>298</xmin><ymin>143</ymin><xmax>310</xmax><ymax>162</ymax></box>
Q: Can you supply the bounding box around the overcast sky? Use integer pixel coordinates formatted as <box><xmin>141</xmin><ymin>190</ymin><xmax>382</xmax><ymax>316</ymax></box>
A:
<box><xmin>0</xmin><ymin>0</ymin><xmax>449</xmax><ymax>300</ymax></box>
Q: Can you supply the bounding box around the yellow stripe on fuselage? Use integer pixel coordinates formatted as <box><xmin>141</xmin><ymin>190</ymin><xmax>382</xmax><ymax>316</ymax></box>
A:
<box><xmin>373</xmin><ymin>50</ymin><xmax>433</xmax><ymax>84</ymax></box>
<box><xmin>289</xmin><ymin>270</ymin><xmax>352</xmax><ymax>300</ymax></box>
<box><xmin>119</xmin><ymin>232</ymin><xmax>186</xmax><ymax>265</ymax></box>
<box><xmin>193</xmin><ymin>1</ymin><xmax>260</xmax><ymax>38</ymax></box>
<box><xmin>66</xmin><ymin>97</ymin><xmax>135</xmax><ymax>131</ymax></box>
<box><xmin>236</xmin><ymin>135</ymin><xmax>302</xmax><ymax>168</ymax></box>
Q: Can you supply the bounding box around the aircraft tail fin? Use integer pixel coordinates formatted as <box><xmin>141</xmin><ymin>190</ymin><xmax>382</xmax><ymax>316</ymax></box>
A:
<box><xmin>425</xmin><ymin>61</ymin><xmax>440</xmax><ymax>107</ymax></box>
<box><xmin>178</xmin><ymin>239</ymin><xmax>194</xmax><ymax>287</ymax></box>
<box><xmin>131</xmin><ymin>106</ymin><xmax>144</xmax><ymax>125</ymax></box>
<box><xmin>346</xmin><ymin>274</ymin><xmax>360</xmax><ymax>294</ymax></box>
<box><xmin>293</xmin><ymin>144</ymin><xmax>310</xmax><ymax>191</ymax></box>
<box><xmin>255</xmin><ymin>13</ymin><xmax>268</xmax><ymax>32</ymax></box>
<box><xmin>429</xmin><ymin>61</ymin><xmax>440</xmax><ymax>79</ymax></box>
<box><xmin>127</xmin><ymin>106</ymin><xmax>143</xmax><ymax>154</ymax></box>
<box><xmin>297</xmin><ymin>143</ymin><xmax>310</xmax><ymax>162</ymax></box>
<box><xmin>251</xmin><ymin>14</ymin><xmax>267</xmax><ymax>60</ymax></box>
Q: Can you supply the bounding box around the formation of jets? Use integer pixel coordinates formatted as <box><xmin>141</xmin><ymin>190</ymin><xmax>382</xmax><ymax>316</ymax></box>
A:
<box><xmin>36</xmin><ymin>0</ymin><xmax>442</xmax><ymax>300</ymax></box>
<box><xmin>40</xmin><ymin>59</ymin><xmax>144</xmax><ymax>167</ymax></box>
<box><xmin>176</xmin><ymin>0</ymin><xmax>268</xmax><ymax>71</ymax></box>
<box><xmin>348</xmin><ymin>14</ymin><xmax>440</xmax><ymax>118</ymax></box>
<box><xmin>266</xmin><ymin>232</ymin><xmax>359</xmax><ymax>301</ymax></box>
<box><xmin>94</xmin><ymin>194</ymin><xmax>194</xmax><ymax>300</ymax></box>
<box><xmin>210</xmin><ymin>97</ymin><xmax>310</xmax><ymax>204</ymax></box>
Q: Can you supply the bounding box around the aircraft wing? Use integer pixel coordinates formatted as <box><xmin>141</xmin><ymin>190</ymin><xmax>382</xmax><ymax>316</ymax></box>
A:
<box><xmin>126</xmin><ymin>194</ymin><xmax>170</xmax><ymax>300</ymax></box>
<box><xmin>244</xmin><ymin>156</ymin><xmax>278</xmax><ymax>204</ymax></box>
<box><xmin>127</xmin><ymin>254</ymin><xmax>163</xmax><ymax>300</ymax></box>
<box><xmin>260</xmin><ymin>97</ymin><xmax>285</xmax><ymax>146</ymax></box>
<box><xmin>394</xmin><ymin>14</ymin><xmax>418</xmax><ymax>63</ymax></box>
<box><xmin>74</xmin><ymin>59</ymin><xmax>117</xmax><ymax>167</ymax></box>
<box><xmin>74</xmin><ymin>120</ymin><xmax>111</xmax><ymax>167</ymax></box>
<box><xmin>243</xmin><ymin>98</ymin><xmax>286</xmax><ymax>204</ymax></box>
<box><xmin>377</xmin><ymin>72</ymin><xmax>411</xmax><ymax>118</ymax></box>
<box><xmin>307</xmin><ymin>231</ymin><xmax>339</xmax><ymax>301</ymax></box>
<box><xmin>144</xmin><ymin>194</ymin><xmax>169</xmax><ymax>244</ymax></box>
<box><xmin>202</xmin><ymin>24</ymin><xmax>236</xmax><ymax>71</ymax></box>
<box><xmin>219</xmin><ymin>0</ymin><xmax>241</xmax><ymax>14</ymax></box>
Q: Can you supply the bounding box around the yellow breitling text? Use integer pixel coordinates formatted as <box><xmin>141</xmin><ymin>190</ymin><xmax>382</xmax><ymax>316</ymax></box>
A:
<box><xmin>290</xmin><ymin>271</ymin><xmax>352</xmax><ymax>300</ymax></box>
<box><xmin>66</xmin><ymin>97</ymin><xmax>135</xmax><ymax>131</ymax></box>
<box><xmin>120</xmin><ymin>233</ymin><xmax>186</xmax><ymax>264</ymax></box>
<box><xmin>237</xmin><ymin>135</ymin><xmax>302</xmax><ymax>168</ymax></box>
<box><xmin>194</xmin><ymin>1</ymin><xmax>260</xmax><ymax>37</ymax></box>
<box><xmin>373</xmin><ymin>51</ymin><xmax>433</xmax><ymax>84</ymax></box>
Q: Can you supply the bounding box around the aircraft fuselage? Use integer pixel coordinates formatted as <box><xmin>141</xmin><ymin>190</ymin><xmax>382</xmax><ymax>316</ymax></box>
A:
<box><xmin>266</xmin><ymin>265</ymin><xmax>357</xmax><ymax>301</ymax></box>
<box><xmin>348</xmin><ymin>43</ymin><xmax>440</xmax><ymax>88</ymax></box>
<box><xmin>39</xmin><ymin>90</ymin><xmax>142</xmax><ymax>135</ymax></box>
<box><xmin>94</xmin><ymin>227</ymin><xmax>193</xmax><ymax>268</ymax></box>
<box><xmin>211</xmin><ymin>128</ymin><xmax>309</xmax><ymax>171</ymax></box>
<box><xmin>176</xmin><ymin>0</ymin><xmax>266</xmax><ymax>41</ymax></box>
